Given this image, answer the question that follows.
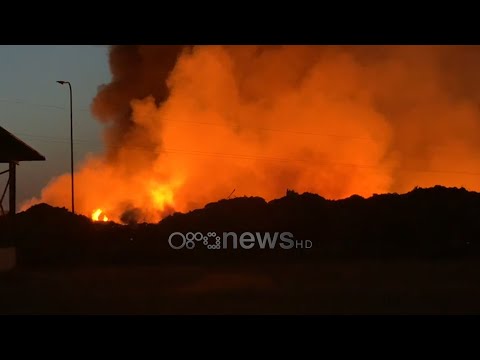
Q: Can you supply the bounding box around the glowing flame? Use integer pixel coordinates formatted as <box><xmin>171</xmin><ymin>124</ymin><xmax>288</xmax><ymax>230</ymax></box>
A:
<box><xmin>20</xmin><ymin>46</ymin><xmax>480</xmax><ymax>224</ymax></box>
<box><xmin>92</xmin><ymin>208</ymin><xmax>108</xmax><ymax>222</ymax></box>
<box><xmin>151</xmin><ymin>184</ymin><xmax>174</xmax><ymax>210</ymax></box>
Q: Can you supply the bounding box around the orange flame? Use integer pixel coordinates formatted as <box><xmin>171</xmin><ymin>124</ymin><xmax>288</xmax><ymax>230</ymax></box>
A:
<box><xmin>92</xmin><ymin>208</ymin><xmax>108</xmax><ymax>222</ymax></box>
<box><xmin>20</xmin><ymin>46</ymin><xmax>480</xmax><ymax>223</ymax></box>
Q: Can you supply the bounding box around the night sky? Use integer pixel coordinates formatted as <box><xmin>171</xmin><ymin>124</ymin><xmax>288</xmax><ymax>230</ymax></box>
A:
<box><xmin>0</xmin><ymin>45</ymin><xmax>111</xmax><ymax>206</ymax></box>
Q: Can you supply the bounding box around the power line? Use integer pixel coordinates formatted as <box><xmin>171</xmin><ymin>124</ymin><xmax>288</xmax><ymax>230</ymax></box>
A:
<box><xmin>16</xmin><ymin>132</ymin><xmax>480</xmax><ymax>177</ymax></box>
<box><xmin>162</xmin><ymin>118</ymin><xmax>375</xmax><ymax>141</ymax></box>
<box><xmin>1</xmin><ymin>97</ymin><xmax>376</xmax><ymax>141</ymax></box>
<box><xmin>0</xmin><ymin>98</ymin><xmax>90</xmax><ymax>112</ymax></box>
<box><xmin>5</xmin><ymin>98</ymin><xmax>480</xmax><ymax>176</ymax></box>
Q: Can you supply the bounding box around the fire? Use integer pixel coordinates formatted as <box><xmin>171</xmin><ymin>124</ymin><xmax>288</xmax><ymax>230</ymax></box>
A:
<box><xmin>20</xmin><ymin>46</ymin><xmax>480</xmax><ymax>223</ymax></box>
<box><xmin>151</xmin><ymin>185</ymin><xmax>174</xmax><ymax>210</ymax></box>
<box><xmin>92</xmin><ymin>208</ymin><xmax>108</xmax><ymax>222</ymax></box>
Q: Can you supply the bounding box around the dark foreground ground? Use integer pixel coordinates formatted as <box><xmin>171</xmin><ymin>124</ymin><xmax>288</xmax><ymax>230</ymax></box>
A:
<box><xmin>2</xmin><ymin>186</ymin><xmax>480</xmax><ymax>314</ymax></box>
<box><xmin>1</xmin><ymin>260</ymin><xmax>480</xmax><ymax>314</ymax></box>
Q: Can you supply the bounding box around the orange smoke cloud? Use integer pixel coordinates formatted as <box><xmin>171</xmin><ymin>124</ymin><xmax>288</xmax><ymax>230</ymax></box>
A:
<box><xmin>21</xmin><ymin>45</ymin><xmax>480</xmax><ymax>223</ymax></box>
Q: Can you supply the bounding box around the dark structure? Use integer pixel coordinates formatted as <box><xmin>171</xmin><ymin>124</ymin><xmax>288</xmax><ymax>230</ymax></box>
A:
<box><xmin>0</xmin><ymin>126</ymin><xmax>45</xmax><ymax>216</ymax></box>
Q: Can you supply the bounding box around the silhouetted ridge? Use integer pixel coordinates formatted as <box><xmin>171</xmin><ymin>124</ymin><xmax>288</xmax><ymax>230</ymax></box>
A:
<box><xmin>2</xmin><ymin>186</ymin><xmax>480</xmax><ymax>266</ymax></box>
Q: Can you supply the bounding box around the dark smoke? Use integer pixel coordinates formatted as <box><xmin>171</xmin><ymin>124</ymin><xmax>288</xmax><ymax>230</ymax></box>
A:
<box><xmin>23</xmin><ymin>45</ymin><xmax>480</xmax><ymax>224</ymax></box>
<box><xmin>120</xmin><ymin>207</ymin><xmax>143</xmax><ymax>225</ymax></box>
<box><xmin>91</xmin><ymin>45</ymin><xmax>187</xmax><ymax>159</ymax></box>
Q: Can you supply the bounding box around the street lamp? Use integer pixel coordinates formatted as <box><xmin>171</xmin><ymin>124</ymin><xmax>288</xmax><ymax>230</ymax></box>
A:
<box><xmin>56</xmin><ymin>80</ymin><xmax>74</xmax><ymax>214</ymax></box>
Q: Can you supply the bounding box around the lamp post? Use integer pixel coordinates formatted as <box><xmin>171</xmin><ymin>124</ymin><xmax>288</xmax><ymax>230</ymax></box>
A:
<box><xmin>56</xmin><ymin>80</ymin><xmax>74</xmax><ymax>214</ymax></box>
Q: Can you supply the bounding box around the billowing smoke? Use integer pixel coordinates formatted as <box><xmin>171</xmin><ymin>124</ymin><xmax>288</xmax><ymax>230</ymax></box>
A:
<box><xmin>22</xmin><ymin>45</ymin><xmax>480</xmax><ymax>223</ymax></box>
<box><xmin>91</xmin><ymin>45</ymin><xmax>186</xmax><ymax>160</ymax></box>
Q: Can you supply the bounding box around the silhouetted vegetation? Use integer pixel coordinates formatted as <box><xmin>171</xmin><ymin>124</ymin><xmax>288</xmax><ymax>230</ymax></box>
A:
<box><xmin>1</xmin><ymin>185</ymin><xmax>480</xmax><ymax>267</ymax></box>
<box><xmin>3</xmin><ymin>186</ymin><xmax>480</xmax><ymax>314</ymax></box>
